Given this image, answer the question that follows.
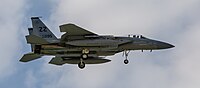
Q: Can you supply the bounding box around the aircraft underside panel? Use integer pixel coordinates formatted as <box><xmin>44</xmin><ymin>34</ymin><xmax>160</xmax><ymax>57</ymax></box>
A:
<box><xmin>40</xmin><ymin>44</ymin><xmax>119</xmax><ymax>57</ymax></box>
<box><xmin>41</xmin><ymin>44</ymin><xmax>118</xmax><ymax>51</ymax></box>
<box><xmin>40</xmin><ymin>49</ymin><xmax>117</xmax><ymax>57</ymax></box>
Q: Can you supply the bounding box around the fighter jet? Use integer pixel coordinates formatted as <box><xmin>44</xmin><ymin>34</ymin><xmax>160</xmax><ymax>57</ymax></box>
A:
<box><xmin>20</xmin><ymin>17</ymin><xmax>174</xmax><ymax>69</ymax></box>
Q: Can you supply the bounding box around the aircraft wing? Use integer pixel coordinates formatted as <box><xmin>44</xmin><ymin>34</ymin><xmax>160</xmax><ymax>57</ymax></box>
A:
<box><xmin>59</xmin><ymin>24</ymin><xmax>97</xmax><ymax>36</ymax></box>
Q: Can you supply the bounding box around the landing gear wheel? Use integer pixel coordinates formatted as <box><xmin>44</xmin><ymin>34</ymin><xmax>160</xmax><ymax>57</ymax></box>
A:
<box><xmin>81</xmin><ymin>54</ymin><xmax>88</xmax><ymax>60</ymax></box>
<box><xmin>81</xmin><ymin>48</ymin><xmax>89</xmax><ymax>60</ymax></box>
<box><xmin>82</xmin><ymin>48</ymin><xmax>89</xmax><ymax>54</ymax></box>
<box><xmin>124</xmin><ymin>59</ymin><xmax>129</xmax><ymax>64</ymax></box>
<box><xmin>78</xmin><ymin>62</ymin><xmax>85</xmax><ymax>69</ymax></box>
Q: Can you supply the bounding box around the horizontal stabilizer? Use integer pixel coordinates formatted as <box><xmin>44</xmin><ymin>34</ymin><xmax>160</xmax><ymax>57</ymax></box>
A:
<box><xmin>20</xmin><ymin>53</ymin><xmax>43</xmax><ymax>62</ymax></box>
<box><xmin>49</xmin><ymin>57</ymin><xmax>65</xmax><ymax>65</ymax></box>
<box><xmin>26</xmin><ymin>35</ymin><xmax>50</xmax><ymax>44</ymax></box>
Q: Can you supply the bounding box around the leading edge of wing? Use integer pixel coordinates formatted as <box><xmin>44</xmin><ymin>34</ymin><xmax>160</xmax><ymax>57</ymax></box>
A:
<box><xmin>59</xmin><ymin>23</ymin><xmax>97</xmax><ymax>36</ymax></box>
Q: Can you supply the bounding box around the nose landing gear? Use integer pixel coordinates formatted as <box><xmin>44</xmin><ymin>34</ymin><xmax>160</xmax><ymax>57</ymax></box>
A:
<box><xmin>123</xmin><ymin>50</ymin><xmax>130</xmax><ymax>64</ymax></box>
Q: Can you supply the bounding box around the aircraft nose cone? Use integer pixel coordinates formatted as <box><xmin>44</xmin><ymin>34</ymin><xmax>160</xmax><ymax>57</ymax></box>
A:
<box><xmin>164</xmin><ymin>43</ymin><xmax>175</xmax><ymax>48</ymax></box>
<box><xmin>157</xmin><ymin>41</ymin><xmax>175</xmax><ymax>49</ymax></box>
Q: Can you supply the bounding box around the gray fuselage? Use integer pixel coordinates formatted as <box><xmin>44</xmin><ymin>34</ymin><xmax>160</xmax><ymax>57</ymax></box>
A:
<box><xmin>39</xmin><ymin>35</ymin><xmax>174</xmax><ymax>58</ymax></box>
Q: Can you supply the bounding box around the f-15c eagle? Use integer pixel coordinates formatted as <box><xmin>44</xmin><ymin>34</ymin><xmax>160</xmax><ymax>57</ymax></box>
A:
<box><xmin>20</xmin><ymin>17</ymin><xmax>174</xmax><ymax>69</ymax></box>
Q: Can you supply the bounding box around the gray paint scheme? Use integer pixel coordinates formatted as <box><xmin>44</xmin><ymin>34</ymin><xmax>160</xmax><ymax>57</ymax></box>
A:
<box><xmin>20</xmin><ymin>17</ymin><xmax>174</xmax><ymax>69</ymax></box>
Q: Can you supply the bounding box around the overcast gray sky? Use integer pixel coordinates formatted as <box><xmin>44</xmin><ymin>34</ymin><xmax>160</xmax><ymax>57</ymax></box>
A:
<box><xmin>0</xmin><ymin>0</ymin><xmax>200</xmax><ymax>88</ymax></box>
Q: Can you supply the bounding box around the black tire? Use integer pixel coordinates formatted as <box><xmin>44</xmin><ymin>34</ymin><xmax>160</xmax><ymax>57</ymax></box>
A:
<box><xmin>124</xmin><ymin>59</ymin><xmax>129</xmax><ymax>64</ymax></box>
<box><xmin>78</xmin><ymin>62</ymin><xmax>85</xmax><ymax>69</ymax></box>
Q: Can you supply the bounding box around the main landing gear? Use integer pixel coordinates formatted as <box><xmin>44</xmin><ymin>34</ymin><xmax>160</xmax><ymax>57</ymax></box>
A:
<box><xmin>78</xmin><ymin>48</ymin><xmax>89</xmax><ymax>69</ymax></box>
<box><xmin>123</xmin><ymin>50</ymin><xmax>130</xmax><ymax>64</ymax></box>
<box><xmin>78</xmin><ymin>58</ymin><xmax>85</xmax><ymax>69</ymax></box>
<box><xmin>81</xmin><ymin>48</ymin><xmax>89</xmax><ymax>60</ymax></box>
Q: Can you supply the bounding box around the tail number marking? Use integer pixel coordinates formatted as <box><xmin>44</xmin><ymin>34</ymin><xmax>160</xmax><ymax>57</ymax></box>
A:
<box><xmin>39</xmin><ymin>27</ymin><xmax>47</xmax><ymax>32</ymax></box>
<box><xmin>41</xmin><ymin>34</ymin><xmax>52</xmax><ymax>38</ymax></box>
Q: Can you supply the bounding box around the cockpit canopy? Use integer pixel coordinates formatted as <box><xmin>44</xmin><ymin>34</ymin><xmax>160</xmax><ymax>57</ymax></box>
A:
<box><xmin>128</xmin><ymin>34</ymin><xmax>147</xmax><ymax>39</ymax></box>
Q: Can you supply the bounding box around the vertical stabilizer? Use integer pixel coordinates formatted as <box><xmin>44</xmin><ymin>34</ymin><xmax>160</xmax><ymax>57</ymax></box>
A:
<box><xmin>31</xmin><ymin>17</ymin><xmax>57</xmax><ymax>42</ymax></box>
